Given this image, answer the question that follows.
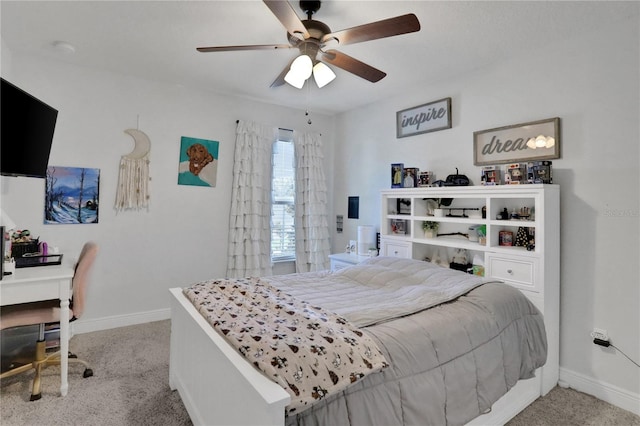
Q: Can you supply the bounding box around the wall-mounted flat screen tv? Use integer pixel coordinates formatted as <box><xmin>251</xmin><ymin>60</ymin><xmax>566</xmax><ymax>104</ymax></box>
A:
<box><xmin>1</xmin><ymin>78</ymin><xmax>58</xmax><ymax>178</ymax></box>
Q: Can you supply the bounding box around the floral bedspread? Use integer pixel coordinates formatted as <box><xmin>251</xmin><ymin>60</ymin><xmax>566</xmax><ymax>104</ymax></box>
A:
<box><xmin>183</xmin><ymin>277</ymin><xmax>389</xmax><ymax>415</ymax></box>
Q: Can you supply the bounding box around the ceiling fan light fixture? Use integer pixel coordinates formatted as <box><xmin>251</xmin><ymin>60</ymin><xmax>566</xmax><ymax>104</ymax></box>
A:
<box><xmin>313</xmin><ymin>62</ymin><xmax>336</xmax><ymax>88</ymax></box>
<box><xmin>199</xmin><ymin>2</ymin><xmax>422</xmax><ymax>89</ymax></box>
<box><xmin>284</xmin><ymin>70</ymin><xmax>307</xmax><ymax>89</ymax></box>
<box><xmin>284</xmin><ymin>54</ymin><xmax>313</xmax><ymax>88</ymax></box>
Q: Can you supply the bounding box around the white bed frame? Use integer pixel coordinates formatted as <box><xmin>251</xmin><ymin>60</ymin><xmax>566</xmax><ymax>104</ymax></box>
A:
<box><xmin>170</xmin><ymin>186</ymin><xmax>559</xmax><ymax>425</ymax></box>
<box><xmin>169</xmin><ymin>287</ymin><xmax>557</xmax><ymax>426</ymax></box>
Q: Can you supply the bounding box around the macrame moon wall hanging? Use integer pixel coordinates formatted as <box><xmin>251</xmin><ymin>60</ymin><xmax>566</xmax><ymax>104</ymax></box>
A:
<box><xmin>115</xmin><ymin>128</ymin><xmax>151</xmax><ymax>212</ymax></box>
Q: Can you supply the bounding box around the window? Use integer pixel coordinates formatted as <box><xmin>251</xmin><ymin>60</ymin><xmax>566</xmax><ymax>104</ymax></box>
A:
<box><xmin>271</xmin><ymin>138</ymin><xmax>295</xmax><ymax>261</ymax></box>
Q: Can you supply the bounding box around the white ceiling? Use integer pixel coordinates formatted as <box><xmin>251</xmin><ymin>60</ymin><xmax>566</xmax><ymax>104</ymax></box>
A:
<box><xmin>1</xmin><ymin>1</ymin><xmax>637</xmax><ymax>115</ymax></box>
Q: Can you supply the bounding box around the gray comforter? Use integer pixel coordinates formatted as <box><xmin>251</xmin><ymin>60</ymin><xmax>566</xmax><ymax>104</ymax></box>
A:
<box><xmin>285</xmin><ymin>273</ymin><xmax>547</xmax><ymax>426</ymax></box>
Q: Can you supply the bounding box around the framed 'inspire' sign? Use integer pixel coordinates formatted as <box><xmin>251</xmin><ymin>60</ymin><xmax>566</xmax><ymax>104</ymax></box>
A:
<box><xmin>396</xmin><ymin>97</ymin><xmax>452</xmax><ymax>138</ymax></box>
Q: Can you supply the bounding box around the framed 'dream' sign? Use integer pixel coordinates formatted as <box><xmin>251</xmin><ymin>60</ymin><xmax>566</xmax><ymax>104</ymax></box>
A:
<box><xmin>473</xmin><ymin>117</ymin><xmax>561</xmax><ymax>165</ymax></box>
<box><xmin>396</xmin><ymin>97</ymin><xmax>452</xmax><ymax>138</ymax></box>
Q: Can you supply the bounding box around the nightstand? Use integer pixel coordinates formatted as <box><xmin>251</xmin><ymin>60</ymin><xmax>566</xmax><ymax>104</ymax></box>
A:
<box><xmin>328</xmin><ymin>253</ymin><xmax>371</xmax><ymax>271</ymax></box>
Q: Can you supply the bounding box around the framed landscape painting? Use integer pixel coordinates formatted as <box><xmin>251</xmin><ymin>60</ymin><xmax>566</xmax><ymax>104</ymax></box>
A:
<box><xmin>45</xmin><ymin>166</ymin><xmax>100</xmax><ymax>224</ymax></box>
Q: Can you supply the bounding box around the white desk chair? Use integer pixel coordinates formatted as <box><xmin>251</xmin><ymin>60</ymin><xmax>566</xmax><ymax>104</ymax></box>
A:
<box><xmin>0</xmin><ymin>241</ymin><xmax>98</xmax><ymax>400</ymax></box>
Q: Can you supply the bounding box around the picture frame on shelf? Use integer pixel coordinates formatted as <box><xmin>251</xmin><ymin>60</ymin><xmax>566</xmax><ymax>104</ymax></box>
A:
<box><xmin>505</xmin><ymin>163</ymin><xmax>527</xmax><ymax>184</ymax></box>
<box><xmin>504</xmin><ymin>163</ymin><xmax>527</xmax><ymax>185</ymax></box>
<box><xmin>403</xmin><ymin>167</ymin><xmax>419</xmax><ymax>188</ymax></box>
<box><xmin>418</xmin><ymin>171</ymin><xmax>432</xmax><ymax>187</ymax></box>
<box><xmin>390</xmin><ymin>219</ymin><xmax>407</xmax><ymax>235</ymax></box>
<box><xmin>397</xmin><ymin>198</ymin><xmax>411</xmax><ymax>215</ymax></box>
<box><xmin>481</xmin><ymin>166</ymin><xmax>500</xmax><ymax>185</ymax></box>
<box><xmin>391</xmin><ymin>163</ymin><xmax>404</xmax><ymax>188</ymax></box>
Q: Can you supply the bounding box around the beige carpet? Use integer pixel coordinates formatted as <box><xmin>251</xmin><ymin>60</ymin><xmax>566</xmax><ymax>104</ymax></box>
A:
<box><xmin>0</xmin><ymin>320</ymin><xmax>190</xmax><ymax>426</ymax></box>
<box><xmin>1</xmin><ymin>320</ymin><xmax>638</xmax><ymax>425</ymax></box>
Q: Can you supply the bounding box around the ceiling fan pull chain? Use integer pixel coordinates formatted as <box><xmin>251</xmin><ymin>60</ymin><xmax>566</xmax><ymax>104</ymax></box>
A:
<box><xmin>306</xmin><ymin>83</ymin><xmax>312</xmax><ymax>125</ymax></box>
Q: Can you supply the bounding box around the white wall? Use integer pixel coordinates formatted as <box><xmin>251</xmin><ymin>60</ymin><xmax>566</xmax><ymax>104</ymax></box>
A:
<box><xmin>1</xmin><ymin>50</ymin><xmax>335</xmax><ymax>329</ymax></box>
<box><xmin>331</xmin><ymin>16</ymin><xmax>639</xmax><ymax>406</ymax></box>
<box><xmin>1</xmin><ymin>8</ymin><xmax>638</xmax><ymax>414</ymax></box>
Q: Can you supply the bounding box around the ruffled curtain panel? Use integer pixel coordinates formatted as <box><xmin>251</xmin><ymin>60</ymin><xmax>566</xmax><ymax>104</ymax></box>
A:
<box><xmin>226</xmin><ymin>121</ymin><xmax>330</xmax><ymax>277</ymax></box>
<box><xmin>293</xmin><ymin>131</ymin><xmax>331</xmax><ymax>272</ymax></box>
<box><xmin>226</xmin><ymin>120</ymin><xmax>275</xmax><ymax>278</ymax></box>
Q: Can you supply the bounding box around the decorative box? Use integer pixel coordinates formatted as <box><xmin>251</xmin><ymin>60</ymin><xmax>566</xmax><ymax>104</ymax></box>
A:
<box><xmin>10</xmin><ymin>239</ymin><xmax>40</xmax><ymax>258</ymax></box>
<box><xmin>527</xmin><ymin>161</ymin><xmax>553</xmax><ymax>184</ymax></box>
<box><xmin>499</xmin><ymin>231</ymin><xmax>514</xmax><ymax>246</ymax></box>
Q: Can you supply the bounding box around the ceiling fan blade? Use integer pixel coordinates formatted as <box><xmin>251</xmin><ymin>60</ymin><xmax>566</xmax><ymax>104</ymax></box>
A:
<box><xmin>263</xmin><ymin>0</ymin><xmax>309</xmax><ymax>40</ymax></box>
<box><xmin>321</xmin><ymin>13</ymin><xmax>420</xmax><ymax>46</ymax></box>
<box><xmin>197</xmin><ymin>44</ymin><xmax>294</xmax><ymax>53</ymax></box>
<box><xmin>321</xmin><ymin>50</ymin><xmax>386</xmax><ymax>83</ymax></box>
<box><xmin>270</xmin><ymin>59</ymin><xmax>295</xmax><ymax>88</ymax></box>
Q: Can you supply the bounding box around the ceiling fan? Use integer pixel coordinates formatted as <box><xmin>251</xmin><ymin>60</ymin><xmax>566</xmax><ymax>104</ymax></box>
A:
<box><xmin>197</xmin><ymin>0</ymin><xmax>420</xmax><ymax>89</ymax></box>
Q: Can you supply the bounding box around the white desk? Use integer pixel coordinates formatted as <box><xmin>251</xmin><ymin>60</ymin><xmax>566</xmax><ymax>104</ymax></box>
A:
<box><xmin>0</xmin><ymin>262</ymin><xmax>74</xmax><ymax>396</ymax></box>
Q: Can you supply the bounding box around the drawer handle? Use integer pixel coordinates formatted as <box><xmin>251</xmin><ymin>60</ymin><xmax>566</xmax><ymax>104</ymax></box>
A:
<box><xmin>507</xmin><ymin>269</ymin><xmax>513</xmax><ymax>274</ymax></box>
<box><xmin>394</xmin><ymin>250</ymin><xmax>399</xmax><ymax>255</ymax></box>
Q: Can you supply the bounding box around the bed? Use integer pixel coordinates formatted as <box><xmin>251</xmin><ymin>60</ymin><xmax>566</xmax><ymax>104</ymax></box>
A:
<box><xmin>169</xmin><ymin>256</ymin><xmax>552</xmax><ymax>425</ymax></box>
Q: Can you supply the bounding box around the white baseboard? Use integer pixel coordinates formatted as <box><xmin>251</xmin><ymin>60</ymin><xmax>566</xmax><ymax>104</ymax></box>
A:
<box><xmin>71</xmin><ymin>308</ymin><xmax>171</xmax><ymax>335</ymax></box>
<box><xmin>559</xmin><ymin>367</ymin><xmax>640</xmax><ymax>416</ymax></box>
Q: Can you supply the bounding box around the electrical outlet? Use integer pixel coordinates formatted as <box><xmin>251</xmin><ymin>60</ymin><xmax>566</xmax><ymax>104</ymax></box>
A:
<box><xmin>591</xmin><ymin>328</ymin><xmax>609</xmax><ymax>341</ymax></box>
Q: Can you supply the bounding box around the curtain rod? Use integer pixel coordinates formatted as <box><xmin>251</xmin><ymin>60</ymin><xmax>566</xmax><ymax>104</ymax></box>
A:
<box><xmin>236</xmin><ymin>120</ymin><xmax>293</xmax><ymax>132</ymax></box>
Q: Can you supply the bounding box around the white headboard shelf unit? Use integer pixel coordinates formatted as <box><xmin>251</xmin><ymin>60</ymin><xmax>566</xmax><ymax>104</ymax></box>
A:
<box><xmin>379</xmin><ymin>184</ymin><xmax>560</xmax><ymax>395</ymax></box>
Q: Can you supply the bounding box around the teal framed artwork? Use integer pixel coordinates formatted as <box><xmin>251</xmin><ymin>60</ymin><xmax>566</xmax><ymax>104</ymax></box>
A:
<box><xmin>178</xmin><ymin>136</ymin><xmax>219</xmax><ymax>187</ymax></box>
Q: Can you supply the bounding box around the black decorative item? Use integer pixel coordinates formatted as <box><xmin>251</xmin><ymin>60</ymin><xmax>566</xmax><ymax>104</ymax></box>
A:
<box><xmin>445</xmin><ymin>168</ymin><xmax>470</xmax><ymax>186</ymax></box>
<box><xmin>496</xmin><ymin>208</ymin><xmax>509</xmax><ymax>220</ymax></box>
<box><xmin>515</xmin><ymin>227</ymin><xmax>528</xmax><ymax>247</ymax></box>
<box><xmin>432</xmin><ymin>168</ymin><xmax>470</xmax><ymax>187</ymax></box>
<box><xmin>348</xmin><ymin>196</ymin><xmax>359</xmax><ymax>219</ymax></box>
<box><xmin>397</xmin><ymin>198</ymin><xmax>411</xmax><ymax>215</ymax></box>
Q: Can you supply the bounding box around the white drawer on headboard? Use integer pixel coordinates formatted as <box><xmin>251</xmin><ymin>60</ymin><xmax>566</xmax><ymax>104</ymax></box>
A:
<box><xmin>486</xmin><ymin>253</ymin><xmax>540</xmax><ymax>293</ymax></box>
<box><xmin>380</xmin><ymin>239</ymin><xmax>411</xmax><ymax>258</ymax></box>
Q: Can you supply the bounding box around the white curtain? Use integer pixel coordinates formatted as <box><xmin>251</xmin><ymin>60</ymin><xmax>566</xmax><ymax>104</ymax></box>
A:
<box><xmin>293</xmin><ymin>131</ymin><xmax>331</xmax><ymax>272</ymax></box>
<box><xmin>226</xmin><ymin>120</ymin><xmax>276</xmax><ymax>278</ymax></box>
